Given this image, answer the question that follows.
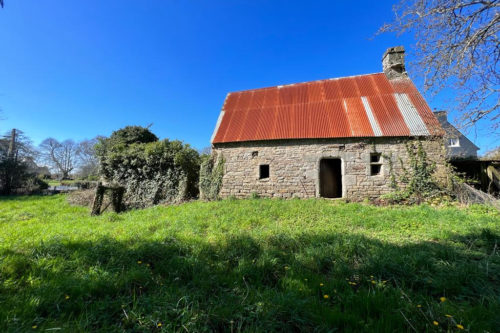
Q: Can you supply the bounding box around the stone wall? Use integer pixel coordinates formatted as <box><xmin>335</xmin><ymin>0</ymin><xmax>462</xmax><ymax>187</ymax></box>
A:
<box><xmin>212</xmin><ymin>137</ymin><xmax>446</xmax><ymax>200</ymax></box>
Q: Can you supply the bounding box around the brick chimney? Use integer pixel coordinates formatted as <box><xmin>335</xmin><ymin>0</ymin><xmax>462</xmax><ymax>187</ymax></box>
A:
<box><xmin>382</xmin><ymin>46</ymin><xmax>407</xmax><ymax>80</ymax></box>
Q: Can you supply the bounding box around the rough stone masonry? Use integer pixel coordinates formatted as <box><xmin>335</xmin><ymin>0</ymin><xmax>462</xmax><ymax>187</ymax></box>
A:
<box><xmin>213</xmin><ymin>137</ymin><xmax>446</xmax><ymax>200</ymax></box>
<box><xmin>210</xmin><ymin>46</ymin><xmax>447</xmax><ymax>200</ymax></box>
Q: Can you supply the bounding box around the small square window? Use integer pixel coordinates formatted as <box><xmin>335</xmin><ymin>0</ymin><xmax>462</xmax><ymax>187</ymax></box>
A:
<box><xmin>370</xmin><ymin>153</ymin><xmax>381</xmax><ymax>163</ymax></box>
<box><xmin>449</xmin><ymin>138</ymin><xmax>460</xmax><ymax>147</ymax></box>
<box><xmin>252</xmin><ymin>151</ymin><xmax>258</xmax><ymax>157</ymax></box>
<box><xmin>259</xmin><ymin>164</ymin><xmax>269</xmax><ymax>179</ymax></box>
<box><xmin>369</xmin><ymin>153</ymin><xmax>382</xmax><ymax>176</ymax></box>
<box><xmin>370</xmin><ymin>164</ymin><xmax>382</xmax><ymax>175</ymax></box>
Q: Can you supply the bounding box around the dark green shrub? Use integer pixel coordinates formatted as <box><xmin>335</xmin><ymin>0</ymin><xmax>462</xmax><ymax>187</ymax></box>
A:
<box><xmin>96</xmin><ymin>127</ymin><xmax>200</xmax><ymax>208</ymax></box>
<box><xmin>106</xmin><ymin>126</ymin><xmax>158</xmax><ymax>146</ymax></box>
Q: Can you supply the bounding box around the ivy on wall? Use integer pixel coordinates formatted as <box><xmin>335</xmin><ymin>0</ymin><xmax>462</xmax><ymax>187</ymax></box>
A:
<box><xmin>382</xmin><ymin>140</ymin><xmax>443</xmax><ymax>203</ymax></box>
<box><xmin>199</xmin><ymin>153</ymin><xmax>224</xmax><ymax>201</ymax></box>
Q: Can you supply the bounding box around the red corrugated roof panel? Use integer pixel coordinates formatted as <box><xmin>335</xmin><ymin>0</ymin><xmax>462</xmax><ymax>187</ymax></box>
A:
<box><xmin>344</xmin><ymin>97</ymin><xmax>374</xmax><ymax>137</ymax></box>
<box><xmin>211</xmin><ymin>73</ymin><xmax>443</xmax><ymax>143</ymax></box>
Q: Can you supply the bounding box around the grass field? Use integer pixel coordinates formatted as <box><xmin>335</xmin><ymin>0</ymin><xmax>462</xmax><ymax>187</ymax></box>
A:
<box><xmin>46</xmin><ymin>180</ymin><xmax>79</xmax><ymax>187</ymax></box>
<box><xmin>0</xmin><ymin>195</ymin><xmax>499</xmax><ymax>332</ymax></box>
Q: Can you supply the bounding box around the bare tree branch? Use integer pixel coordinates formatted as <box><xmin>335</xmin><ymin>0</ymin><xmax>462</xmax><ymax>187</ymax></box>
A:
<box><xmin>39</xmin><ymin>138</ymin><xmax>78</xmax><ymax>179</ymax></box>
<box><xmin>379</xmin><ymin>0</ymin><xmax>500</xmax><ymax>131</ymax></box>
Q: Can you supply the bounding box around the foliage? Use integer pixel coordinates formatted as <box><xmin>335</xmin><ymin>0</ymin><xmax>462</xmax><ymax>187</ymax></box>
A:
<box><xmin>382</xmin><ymin>141</ymin><xmax>442</xmax><ymax>204</ymax></box>
<box><xmin>0</xmin><ymin>196</ymin><xmax>498</xmax><ymax>331</ymax></box>
<box><xmin>0</xmin><ymin>129</ymin><xmax>44</xmax><ymax>195</ymax></box>
<box><xmin>96</xmin><ymin>126</ymin><xmax>200</xmax><ymax>208</ymax></box>
<box><xmin>199</xmin><ymin>153</ymin><xmax>224</xmax><ymax>201</ymax></box>
<box><xmin>106</xmin><ymin>125</ymin><xmax>158</xmax><ymax>146</ymax></box>
<box><xmin>379</xmin><ymin>0</ymin><xmax>499</xmax><ymax>130</ymax></box>
<box><xmin>0</xmin><ymin>158</ymin><xmax>29</xmax><ymax>194</ymax></box>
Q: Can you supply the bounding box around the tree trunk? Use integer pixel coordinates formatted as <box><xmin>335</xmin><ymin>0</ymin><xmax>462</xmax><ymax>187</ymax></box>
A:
<box><xmin>7</xmin><ymin>129</ymin><xmax>16</xmax><ymax>159</ymax></box>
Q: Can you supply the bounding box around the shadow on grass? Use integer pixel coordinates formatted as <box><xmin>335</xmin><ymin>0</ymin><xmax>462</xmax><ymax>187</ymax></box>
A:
<box><xmin>0</xmin><ymin>230</ymin><xmax>499</xmax><ymax>332</ymax></box>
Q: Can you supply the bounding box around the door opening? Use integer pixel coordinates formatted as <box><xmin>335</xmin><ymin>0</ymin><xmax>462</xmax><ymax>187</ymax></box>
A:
<box><xmin>319</xmin><ymin>158</ymin><xmax>342</xmax><ymax>198</ymax></box>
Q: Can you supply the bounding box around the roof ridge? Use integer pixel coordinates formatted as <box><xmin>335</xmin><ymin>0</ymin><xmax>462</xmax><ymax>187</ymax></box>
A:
<box><xmin>226</xmin><ymin>72</ymin><xmax>386</xmax><ymax>95</ymax></box>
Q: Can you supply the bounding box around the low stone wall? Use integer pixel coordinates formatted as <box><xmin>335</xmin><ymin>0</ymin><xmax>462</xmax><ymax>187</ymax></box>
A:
<box><xmin>213</xmin><ymin>137</ymin><xmax>446</xmax><ymax>200</ymax></box>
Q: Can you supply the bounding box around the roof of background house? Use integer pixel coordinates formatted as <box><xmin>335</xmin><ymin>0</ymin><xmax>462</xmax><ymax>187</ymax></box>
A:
<box><xmin>211</xmin><ymin>72</ymin><xmax>444</xmax><ymax>144</ymax></box>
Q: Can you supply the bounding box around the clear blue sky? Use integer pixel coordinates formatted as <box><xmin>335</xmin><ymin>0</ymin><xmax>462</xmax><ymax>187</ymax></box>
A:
<box><xmin>0</xmin><ymin>0</ymin><xmax>494</xmax><ymax>153</ymax></box>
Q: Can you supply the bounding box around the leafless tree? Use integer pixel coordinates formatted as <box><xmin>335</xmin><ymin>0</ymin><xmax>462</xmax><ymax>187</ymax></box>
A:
<box><xmin>379</xmin><ymin>0</ymin><xmax>499</xmax><ymax>130</ymax></box>
<box><xmin>483</xmin><ymin>146</ymin><xmax>500</xmax><ymax>159</ymax></box>
<box><xmin>76</xmin><ymin>138</ymin><xmax>100</xmax><ymax>179</ymax></box>
<box><xmin>0</xmin><ymin>1</ymin><xmax>4</xmax><ymax>9</ymax></box>
<box><xmin>39</xmin><ymin>138</ymin><xmax>78</xmax><ymax>179</ymax></box>
<box><xmin>199</xmin><ymin>146</ymin><xmax>212</xmax><ymax>156</ymax></box>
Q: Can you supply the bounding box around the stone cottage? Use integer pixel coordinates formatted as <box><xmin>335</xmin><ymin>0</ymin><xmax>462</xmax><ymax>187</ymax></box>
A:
<box><xmin>210</xmin><ymin>46</ymin><xmax>447</xmax><ymax>200</ymax></box>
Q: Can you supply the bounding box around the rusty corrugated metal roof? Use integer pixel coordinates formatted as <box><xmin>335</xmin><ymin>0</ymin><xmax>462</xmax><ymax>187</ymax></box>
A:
<box><xmin>211</xmin><ymin>73</ymin><xmax>443</xmax><ymax>144</ymax></box>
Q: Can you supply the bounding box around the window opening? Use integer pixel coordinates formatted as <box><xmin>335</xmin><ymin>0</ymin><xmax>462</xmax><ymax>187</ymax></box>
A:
<box><xmin>370</xmin><ymin>153</ymin><xmax>382</xmax><ymax>175</ymax></box>
<box><xmin>259</xmin><ymin>164</ymin><xmax>269</xmax><ymax>179</ymax></box>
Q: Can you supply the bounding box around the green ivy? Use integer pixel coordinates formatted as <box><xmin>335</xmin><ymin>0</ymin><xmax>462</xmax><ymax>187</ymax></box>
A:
<box><xmin>96</xmin><ymin>127</ymin><xmax>200</xmax><ymax>208</ymax></box>
<box><xmin>382</xmin><ymin>140</ymin><xmax>442</xmax><ymax>204</ymax></box>
<box><xmin>199</xmin><ymin>153</ymin><xmax>225</xmax><ymax>201</ymax></box>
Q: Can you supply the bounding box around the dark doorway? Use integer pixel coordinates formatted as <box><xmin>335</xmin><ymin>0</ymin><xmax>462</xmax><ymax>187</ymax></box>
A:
<box><xmin>319</xmin><ymin>159</ymin><xmax>342</xmax><ymax>198</ymax></box>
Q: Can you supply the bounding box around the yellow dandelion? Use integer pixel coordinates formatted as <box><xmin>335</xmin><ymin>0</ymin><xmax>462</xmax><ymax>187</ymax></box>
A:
<box><xmin>456</xmin><ymin>324</ymin><xmax>464</xmax><ymax>330</ymax></box>
<box><xmin>323</xmin><ymin>294</ymin><xmax>329</xmax><ymax>299</ymax></box>
<box><xmin>371</xmin><ymin>280</ymin><xmax>376</xmax><ymax>284</ymax></box>
<box><xmin>146</xmin><ymin>263</ymin><xmax>150</xmax><ymax>267</ymax></box>
<box><xmin>445</xmin><ymin>314</ymin><xmax>452</xmax><ymax>318</ymax></box>
<box><xmin>417</xmin><ymin>304</ymin><xmax>422</xmax><ymax>308</ymax></box>
<box><xmin>137</xmin><ymin>261</ymin><xmax>142</xmax><ymax>264</ymax></box>
<box><xmin>65</xmin><ymin>295</ymin><xmax>70</xmax><ymax>300</ymax></box>
<box><xmin>157</xmin><ymin>323</ymin><xmax>162</xmax><ymax>327</ymax></box>
<box><xmin>284</xmin><ymin>266</ymin><xmax>290</xmax><ymax>270</ymax></box>
<box><xmin>440</xmin><ymin>297</ymin><xmax>447</xmax><ymax>303</ymax></box>
<box><xmin>320</xmin><ymin>283</ymin><xmax>324</xmax><ymax>286</ymax></box>
<box><xmin>304</xmin><ymin>278</ymin><xmax>308</xmax><ymax>281</ymax></box>
<box><xmin>370</xmin><ymin>275</ymin><xmax>374</xmax><ymax>278</ymax></box>
<box><xmin>32</xmin><ymin>325</ymin><xmax>37</xmax><ymax>329</ymax></box>
<box><xmin>433</xmin><ymin>321</ymin><xmax>439</xmax><ymax>326</ymax></box>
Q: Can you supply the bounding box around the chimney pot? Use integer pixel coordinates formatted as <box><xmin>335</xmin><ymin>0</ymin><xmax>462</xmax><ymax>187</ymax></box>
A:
<box><xmin>382</xmin><ymin>46</ymin><xmax>407</xmax><ymax>80</ymax></box>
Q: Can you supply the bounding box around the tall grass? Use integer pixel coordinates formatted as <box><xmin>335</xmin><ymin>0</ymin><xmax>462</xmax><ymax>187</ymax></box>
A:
<box><xmin>0</xmin><ymin>195</ymin><xmax>499</xmax><ymax>331</ymax></box>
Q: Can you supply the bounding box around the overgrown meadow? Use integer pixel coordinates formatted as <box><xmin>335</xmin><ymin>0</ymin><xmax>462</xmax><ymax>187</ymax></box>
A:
<box><xmin>0</xmin><ymin>195</ymin><xmax>499</xmax><ymax>332</ymax></box>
